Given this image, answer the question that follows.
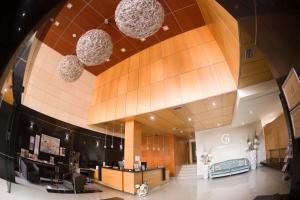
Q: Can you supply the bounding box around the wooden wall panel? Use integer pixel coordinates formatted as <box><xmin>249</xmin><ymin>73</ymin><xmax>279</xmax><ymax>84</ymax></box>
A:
<box><xmin>264</xmin><ymin>114</ymin><xmax>289</xmax><ymax>160</ymax></box>
<box><xmin>89</xmin><ymin>26</ymin><xmax>237</xmax><ymax>124</ymax></box>
<box><xmin>197</xmin><ymin>0</ymin><xmax>240</xmax><ymax>85</ymax></box>
<box><xmin>141</xmin><ymin>134</ymin><xmax>188</xmax><ymax>177</ymax></box>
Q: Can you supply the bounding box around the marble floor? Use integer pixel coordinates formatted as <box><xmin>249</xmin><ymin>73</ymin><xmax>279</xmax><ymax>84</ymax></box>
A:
<box><xmin>0</xmin><ymin>167</ymin><xmax>290</xmax><ymax>200</ymax></box>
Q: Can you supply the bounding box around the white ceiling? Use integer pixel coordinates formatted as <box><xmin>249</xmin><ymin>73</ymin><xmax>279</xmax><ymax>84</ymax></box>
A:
<box><xmin>232</xmin><ymin>80</ymin><xmax>283</xmax><ymax>128</ymax></box>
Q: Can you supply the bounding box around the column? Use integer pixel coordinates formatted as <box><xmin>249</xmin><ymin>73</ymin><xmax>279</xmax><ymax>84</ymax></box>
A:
<box><xmin>124</xmin><ymin>120</ymin><xmax>142</xmax><ymax>169</ymax></box>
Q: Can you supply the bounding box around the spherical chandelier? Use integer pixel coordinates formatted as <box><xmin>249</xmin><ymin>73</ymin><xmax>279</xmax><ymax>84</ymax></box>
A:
<box><xmin>115</xmin><ymin>0</ymin><xmax>164</xmax><ymax>39</ymax></box>
<box><xmin>57</xmin><ymin>55</ymin><xmax>84</xmax><ymax>82</ymax></box>
<box><xmin>76</xmin><ymin>29</ymin><xmax>113</xmax><ymax>66</ymax></box>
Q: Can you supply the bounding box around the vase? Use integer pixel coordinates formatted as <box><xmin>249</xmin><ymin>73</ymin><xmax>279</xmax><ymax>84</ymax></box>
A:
<box><xmin>203</xmin><ymin>164</ymin><xmax>209</xmax><ymax>179</ymax></box>
<box><xmin>249</xmin><ymin>150</ymin><xmax>257</xmax><ymax>170</ymax></box>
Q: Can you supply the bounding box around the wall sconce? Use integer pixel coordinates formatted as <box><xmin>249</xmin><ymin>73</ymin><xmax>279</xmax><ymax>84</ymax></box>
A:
<box><xmin>29</xmin><ymin>121</ymin><xmax>34</xmax><ymax>130</ymax></box>
<box><xmin>146</xmin><ymin>135</ymin><xmax>149</xmax><ymax>150</ymax></box>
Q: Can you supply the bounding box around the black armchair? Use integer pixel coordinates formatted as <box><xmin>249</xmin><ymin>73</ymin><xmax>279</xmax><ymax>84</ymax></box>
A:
<box><xmin>20</xmin><ymin>159</ymin><xmax>40</xmax><ymax>183</ymax></box>
<box><xmin>63</xmin><ymin>172</ymin><xmax>86</xmax><ymax>193</ymax></box>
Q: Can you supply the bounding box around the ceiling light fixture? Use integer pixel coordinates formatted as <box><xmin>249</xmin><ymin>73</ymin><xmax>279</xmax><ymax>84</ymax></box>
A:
<box><xmin>57</xmin><ymin>55</ymin><xmax>84</xmax><ymax>82</ymax></box>
<box><xmin>76</xmin><ymin>29</ymin><xmax>113</xmax><ymax>66</ymax></box>
<box><xmin>150</xmin><ymin>115</ymin><xmax>155</xmax><ymax>121</ymax></box>
<box><xmin>242</xmin><ymin>122</ymin><xmax>245</xmax><ymax>126</ymax></box>
<box><xmin>72</xmin><ymin>34</ymin><xmax>77</xmax><ymax>38</ymax></box>
<box><xmin>162</xmin><ymin>25</ymin><xmax>169</xmax><ymax>31</ymax></box>
<box><xmin>140</xmin><ymin>38</ymin><xmax>146</xmax><ymax>42</ymax></box>
<box><xmin>115</xmin><ymin>0</ymin><xmax>164</xmax><ymax>39</ymax></box>
<box><xmin>104</xmin><ymin>126</ymin><xmax>107</xmax><ymax>149</ymax></box>
<box><xmin>120</xmin><ymin>124</ymin><xmax>123</xmax><ymax>151</ymax></box>
<box><xmin>3</xmin><ymin>88</ymin><xmax>7</xmax><ymax>93</ymax></box>
<box><xmin>106</xmin><ymin>58</ymin><xmax>110</xmax><ymax>62</ymax></box>
<box><xmin>120</xmin><ymin>48</ymin><xmax>126</xmax><ymax>52</ymax></box>
<box><xmin>188</xmin><ymin>117</ymin><xmax>192</xmax><ymax>122</ymax></box>
<box><xmin>22</xmin><ymin>12</ymin><xmax>26</xmax><ymax>17</ymax></box>
<box><xmin>66</xmin><ymin>2</ymin><xmax>73</xmax><ymax>9</ymax></box>
<box><xmin>180</xmin><ymin>130</ymin><xmax>183</xmax><ymax>133</ymax></box>
<box><xmin>212</xmin><ymin>102</ymin><xmax>216</xmax><ymax>106</ymax></box>
<box><xmin>54</xmin><ymin>21</ymin><xmax>60</xmax><ymax>26</ymax></box>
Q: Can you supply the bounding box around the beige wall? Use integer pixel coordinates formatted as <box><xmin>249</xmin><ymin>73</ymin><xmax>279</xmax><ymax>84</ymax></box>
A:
<box><xmin>89</xmin><ymin>26</ymin><xmax>237</xmax><ymax>124</ymax></box>
<box><xmin>22</xmin><ymin>40</ymin><xmax>113</xmax><ymax>135</ymax></box>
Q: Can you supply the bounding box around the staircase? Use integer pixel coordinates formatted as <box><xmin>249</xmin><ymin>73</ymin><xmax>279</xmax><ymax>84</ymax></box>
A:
<box><xmin>176</xmin><ymin>164</ymin><xmax>198</xmax><ymax>180</ymax></box>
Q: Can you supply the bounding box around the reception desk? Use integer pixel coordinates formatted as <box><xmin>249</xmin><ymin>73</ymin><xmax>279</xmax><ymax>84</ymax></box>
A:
<box><xmin>101</xmin><ymin>167</ymin><xmax>165</xmax><ymax>194</ymax></box>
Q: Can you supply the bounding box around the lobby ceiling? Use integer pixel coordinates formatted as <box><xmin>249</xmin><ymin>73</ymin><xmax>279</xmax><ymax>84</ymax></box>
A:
<box><xmin>37</xmin><ymin>0</ymin><xmax>205</xmax><ymax>75</ymax></box>
<box><xmin>96</xmin><ymin>91</ymin><xmax>236</xmax><ymax>138</ymax></box>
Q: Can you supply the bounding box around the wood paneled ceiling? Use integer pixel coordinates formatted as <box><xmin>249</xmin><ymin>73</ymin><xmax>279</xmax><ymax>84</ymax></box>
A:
<box><xmin>37</xmin><ymin>0</ymin><xmax>205</xmax><ymax>75</ymax></box>
<box><xmin>96</xmin><ymin>91</ymin><xmax>236</xmax><ymax>138</ymax></box>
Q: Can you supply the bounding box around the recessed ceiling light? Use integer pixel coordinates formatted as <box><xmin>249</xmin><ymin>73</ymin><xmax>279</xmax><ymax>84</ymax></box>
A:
<box><xmin>180</xmin><ymin>130</ymin><xmax>183</xmax><ymax>133</ymax></box>
<box><xmin>188</xmin><ymin>117</ymin><xmax>192</xmax><ymax>122</ymax></box>
<box><xmin>120</xmin><ymin>48</ymin><xmax>126</xmax><ymax>52</ymax></box>
<box><xmin>22</xmin><ymin>12</ymin><xmax>26</xmax><ymax>17</ymax></box>
<box><xmin>217</xmin><ymin>123</ymin><xmax>221</xmax><ymax>127</ymax></box>
<box><xmin>140</xmin><ymin>38</ymin><xmax>146</xmax><ymax>42</ymax></box>
<box><xmin>66</xmin><ymin>2</ymin><xmax>73</xmax><ymax>9</ymax></box>
<box><xmin>162</xmin><ymin>25</ymin><xmax>169</xmax><ymax>31</ymax></box>
<box><xmin>106</xmin><ymin>58</ymin><xmax>110</xmax><ymax>62</ymax></box>
<box><xmin>54</xmin><ymin>21</ymin><xmax>60</xmax><ymax>26</ymax></box>
<box><xmin>212</xmin><ymin>102</ymin><xmax>216</xmax><ymax>106</ymax></box>
<box><xmin>249</xmin><ymin>110</ymin><xmax>253</xmax><ymax>115</ymax></box>
<box><xmin>72</xmin><ymin>33</ymin><xmax>77</xmax><ymax>38</ymax></box>
<box><xmin>3</xmin><ymin>88</ymin><xmax>8</xmax><ymax>93</ymax></box>
<box><xmin>150</xmin><ymin>116</ymin><xmax>155</xmax><ymax>121</ymax></box>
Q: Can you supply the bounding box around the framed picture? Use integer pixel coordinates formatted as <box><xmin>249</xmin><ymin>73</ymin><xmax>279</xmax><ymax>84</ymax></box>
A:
<box><xmin>282</xmin><ymin>68</ymin><xmax>300</xmax><ymax>110</ymax></box>
<box><xmin>34</xmin><ymin>135</ymin><xmax>40</xmax><ymax>155</ymax></box>
<box><xmin>60</xmin><ymin>147</ymin><xmax>66</xmax><ymax>157</ymax></box>
<box><xmin>40</xmin><ymin>134</ymin><xmax>60</xmax><ymax>155</ymax></box>
<box><xmin>29</xmin><ymin>136</ymin><xmax>35</xmax><ymax>151</ymax></box>
<box><xmin>291</xmin><ymin>103</ymin><xmax>300</xmax><ymax>139</ymax></box>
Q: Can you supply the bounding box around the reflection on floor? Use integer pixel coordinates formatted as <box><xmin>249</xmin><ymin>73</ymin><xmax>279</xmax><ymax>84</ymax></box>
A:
<box><xmin>0</xmin><ymin>167</ymin><xmax>290</xmax><ymax>200</ymax></box>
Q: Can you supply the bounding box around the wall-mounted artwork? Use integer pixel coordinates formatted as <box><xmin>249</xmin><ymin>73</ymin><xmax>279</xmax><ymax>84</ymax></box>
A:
<box><xmin>291</xmin><ymin>104</ymin><xmax>300</xmax><ymax>139</ymax></box>
<box><xmin>40</xmin><ymin>134</ymin><xmax>60</xmax><ymax>155</ymax></box>
<box><xmin>34</xmin><ymin>135</ymin><xmax>40</xmax><ymax>155</ymax></box>
<box><xmin>29</xmin><ymin>136</ymin><xmax>35</xmax><ymax>151</ymax></box>
<box><xmin>60</xmin><ymin>147</ymin><xmax>66</xmax><ymax>157</ymax></box>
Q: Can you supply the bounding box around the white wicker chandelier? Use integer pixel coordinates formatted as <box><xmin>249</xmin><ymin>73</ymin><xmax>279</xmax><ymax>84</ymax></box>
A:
<box><xmin>76</xmin><ymin>29</ymin><xmax>113</xmax><ymax>66</ymax></box>
<box><xmin>115</xmin><ymin>0</ymin><xmax>164</xmax><ymax>39</ymax></box>
<box><xmin>57</xmin><ymin>55</ymin><xmax>84</xmax><ymax>82</ymax></box>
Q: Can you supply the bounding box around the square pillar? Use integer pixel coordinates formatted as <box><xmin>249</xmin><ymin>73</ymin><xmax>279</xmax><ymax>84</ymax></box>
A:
<box><xmin>124</xmin><ymin>120</ymin><xmax>142</xmax><ymax>169</ymax></box>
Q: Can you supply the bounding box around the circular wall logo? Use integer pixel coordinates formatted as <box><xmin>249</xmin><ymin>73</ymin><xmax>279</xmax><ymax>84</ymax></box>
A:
<box><xmin>221</xmin><ymin>134</ymin><xmax>230</xmax><ymax>144</ymax></box>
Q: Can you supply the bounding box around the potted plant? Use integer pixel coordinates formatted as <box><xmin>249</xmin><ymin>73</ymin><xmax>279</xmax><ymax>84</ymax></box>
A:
<box><xmin>246</xmin><ymin>132</ymin><xmax>259</xmax><ymax>170</ymax></box>
<box><xmin>200</xmin><ymin>150</ymin><xmax>212</xmax><ymax>179</ymax></box>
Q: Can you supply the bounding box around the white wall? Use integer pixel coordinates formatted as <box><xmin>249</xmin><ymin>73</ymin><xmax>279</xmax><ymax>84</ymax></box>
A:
<box><xmin>195</xmin><ymin>122</ymin><xmax>265</xmax><ymax>176</ymax></box>
<box><xmin>22</xmin><ymin>40</ymin><xmax>118</xmax><ymax>136</ymax></box>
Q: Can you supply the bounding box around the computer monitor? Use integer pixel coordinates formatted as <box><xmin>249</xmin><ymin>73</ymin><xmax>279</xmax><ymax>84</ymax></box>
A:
<box><xmin>118</xmin><ymin>161</ymin><xmax>124</xmax><ymax>168</ymax></box>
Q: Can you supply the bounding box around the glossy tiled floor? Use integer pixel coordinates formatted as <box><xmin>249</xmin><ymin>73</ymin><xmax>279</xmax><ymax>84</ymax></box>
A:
<box><xmin>0</xmin><ymin>167</ymin><xmax>290</xmax><ymax>200</ymax></box>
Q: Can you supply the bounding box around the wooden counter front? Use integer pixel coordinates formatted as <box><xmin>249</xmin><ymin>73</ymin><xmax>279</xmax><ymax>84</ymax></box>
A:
<box><xmin>101</xmin><ymin>167</ymin><xmax>164</xmax><ymax>194</ymax></box>
<box><xmin>123</xmin><ymin>171</ymin><xmax>142</xmax><ymax>194</ymax></box>
<box><xmin>102</xmin><ymin>167</ymin><xmax>123</xmax><ymax>191</ymax></box>
<box><xmin>143</xmin><ymin>169</ymin><xmax>163</xmax><ymax>189</ymax></box>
